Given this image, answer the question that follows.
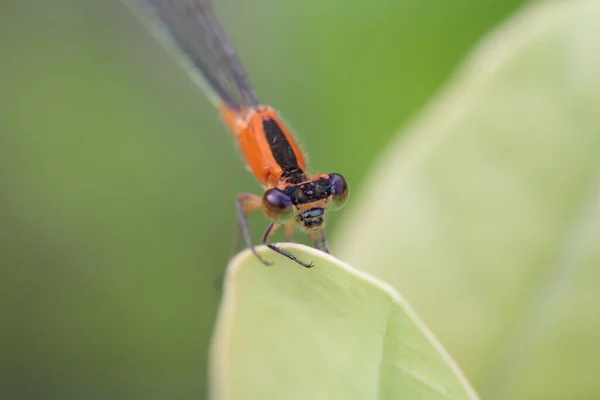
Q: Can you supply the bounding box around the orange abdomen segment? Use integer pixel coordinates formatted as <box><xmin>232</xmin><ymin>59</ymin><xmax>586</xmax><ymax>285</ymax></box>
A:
<box><xmin>221</xmin><ymin>105</ymin><xmax>306</xmax><ymax>187</ymax></box>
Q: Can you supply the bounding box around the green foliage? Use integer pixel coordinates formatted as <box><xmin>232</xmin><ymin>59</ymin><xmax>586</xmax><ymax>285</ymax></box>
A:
<box><xmin>211</xmin><ymin>245</ymin><xmax>478</xmax><ymax>400</ymax></box>
<box><xmin>336</xmin><ymin>2</ymin><xmax>600</xmax><ymax>399</ymax></box>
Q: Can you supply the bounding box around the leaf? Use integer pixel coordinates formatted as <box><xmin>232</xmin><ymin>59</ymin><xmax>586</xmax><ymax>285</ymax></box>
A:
<box><xmin>335</xmin><ymin>1</ymin><xmax>600</xmax><ymax>399</ymax></box>
<box><xmin>210</xmin><ymin>244</ymin><xmax>478</xmax><ymax>400</ymax></box>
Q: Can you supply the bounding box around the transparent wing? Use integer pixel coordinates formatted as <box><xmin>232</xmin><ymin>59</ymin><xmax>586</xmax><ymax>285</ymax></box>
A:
<box><xmin>122</xmin><ymin>0</ymin><xmax>259</xmax><ymax>109</ymax></box>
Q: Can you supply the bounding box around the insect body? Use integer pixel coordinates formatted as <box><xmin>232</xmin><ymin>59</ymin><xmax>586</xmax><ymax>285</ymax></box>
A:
<box><xmin>124</xmin><ymin>0</ymin><xmax>349</xmax><ymax>267</ymax></box>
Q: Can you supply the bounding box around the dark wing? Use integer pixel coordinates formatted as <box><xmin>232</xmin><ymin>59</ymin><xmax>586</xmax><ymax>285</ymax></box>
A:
<box><xmin>122</xmin><ymin>0</ymin><xmax>259</xmax><ymax>109</ymax></box>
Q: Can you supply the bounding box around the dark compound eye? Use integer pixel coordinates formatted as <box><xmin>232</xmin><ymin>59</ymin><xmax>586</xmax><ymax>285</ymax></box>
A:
<box><xmin>262</xmin><ymin>188</ymin><xmax>295</xmax><ymax>223</ymax></box>
<box><xmin>327</xmin><ymin>173</ymin><xmax>349</xmax><ymax>211</ymax></box>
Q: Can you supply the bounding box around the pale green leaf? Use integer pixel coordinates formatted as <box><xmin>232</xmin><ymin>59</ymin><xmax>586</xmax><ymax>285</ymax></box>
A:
<box><xmin>336</xmin><ymin>2</ymin><xmax>600</xmax><ymax>399</ymax></box>
<box><xmin>210</xmin><ymin>245</ymin><xmax>478</xmax><ymax>400</ymax></box>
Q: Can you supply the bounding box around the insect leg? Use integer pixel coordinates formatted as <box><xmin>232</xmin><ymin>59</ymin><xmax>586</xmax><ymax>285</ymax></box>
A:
<box><xmin>263</xmin><ymin>222</ymin><xmax>313</xmax><ymax>268</ymax></box>
<box><xmin>236</xmin><ymin>193</ymin><xmax>272</xmax><ymax>265</ymax></box>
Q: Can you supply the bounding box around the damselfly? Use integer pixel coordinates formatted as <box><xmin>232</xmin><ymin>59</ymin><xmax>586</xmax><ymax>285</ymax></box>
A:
<box><xmin>122</xmin><ymin>0</ymin><xmax>349</xmax><ymax>267</ymax></box>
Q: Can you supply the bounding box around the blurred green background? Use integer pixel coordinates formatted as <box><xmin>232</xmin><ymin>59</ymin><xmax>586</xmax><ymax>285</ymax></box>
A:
<box><xmin>0</xmin><ymin>0</ymin><xmax>524</xmax><ymax>398</ymax></box>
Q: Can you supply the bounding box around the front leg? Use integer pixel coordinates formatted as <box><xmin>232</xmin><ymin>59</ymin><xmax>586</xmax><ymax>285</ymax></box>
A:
<box><xmin>283</xmin><ymin>222</ymin><xmax>296</xmax><ymax>243</ymax></box>
<box><xmin>310</xmin><ymin>229</ymin><xmax>330</xmax><ymax>254</ymax></box>
<box><xmin>236</xmin><ymin>193</ymin><xmax>272</xmax><ymax>265</ymax></box>
<box><xmin>263</xmin><ymin>222</ymin><xmax>313</xmax><ymax>268</ymax></box>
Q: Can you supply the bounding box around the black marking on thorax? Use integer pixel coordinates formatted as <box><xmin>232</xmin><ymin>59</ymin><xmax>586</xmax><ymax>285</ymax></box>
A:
<box><xmin>262</xmin><ymin>118</ymin><xmax>299</xmax><ymax>173</ymax></box>
<box><xmin>280</xmin><ymin>168</ymin><xmax>307</xmax><ymax>184</ymax></box>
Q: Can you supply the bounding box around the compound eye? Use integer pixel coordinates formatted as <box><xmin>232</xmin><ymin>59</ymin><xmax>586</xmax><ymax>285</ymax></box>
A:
<box><xmin>262</xmin><ymin>188</ymin><xmax>295</xmax><ymax>223</ymax></box>
<box><xmin>327</xmin><ymin>173</ymin><xmax>349</xmax><ymax>211</ymax></box>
